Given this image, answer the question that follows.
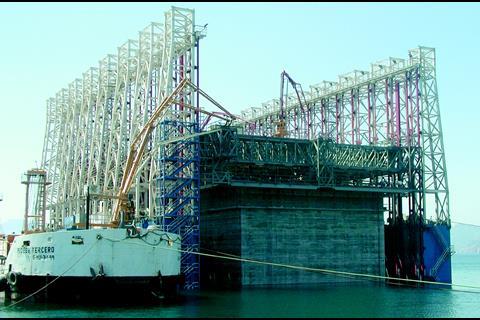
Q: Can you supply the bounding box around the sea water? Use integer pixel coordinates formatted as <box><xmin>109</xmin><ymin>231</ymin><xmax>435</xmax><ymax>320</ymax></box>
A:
<box><xmin>1</xmin><ymin>254</ymin><xmax>479</xmax><ymax>318</ymax></box>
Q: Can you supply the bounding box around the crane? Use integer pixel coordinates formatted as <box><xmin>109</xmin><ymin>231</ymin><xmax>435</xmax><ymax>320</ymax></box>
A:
<box><xmin>276</xmin><ymin>70</ymin><xmax>309</xmax><ymax>138</ymax></box>
<box><xmin>110</xmin><ymin>77</ymin><xmax>237</xmax><ymax>226</ymax></box>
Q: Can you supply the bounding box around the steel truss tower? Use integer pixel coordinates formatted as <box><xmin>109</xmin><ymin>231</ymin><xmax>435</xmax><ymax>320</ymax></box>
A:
<box><xmin>237</xmin><ymin>47</ymin><xmax>449</xmax><ymax>225</ymax></box>
<box><xmin>21</xmin><ymin>169</ymin><xmax>50</xmax><ymax>233</ymax></box>
<box><xmin>41</xmin><ymin>7</ymin><xmax>203</xmax><ymax>288</ymax></box>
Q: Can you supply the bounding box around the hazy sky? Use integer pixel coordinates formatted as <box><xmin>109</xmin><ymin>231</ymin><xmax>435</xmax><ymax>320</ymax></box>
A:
<box><xmin>0</xmin><ymin>2</ymin><xmax>479</xmax><ymax>233</ymax></box>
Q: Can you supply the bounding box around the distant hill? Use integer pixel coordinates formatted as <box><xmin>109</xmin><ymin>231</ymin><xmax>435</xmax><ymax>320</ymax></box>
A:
<box><xmin>451</xmin><ymin>223</ymin><xmax>480</xmax><ymax>255</ymax></box>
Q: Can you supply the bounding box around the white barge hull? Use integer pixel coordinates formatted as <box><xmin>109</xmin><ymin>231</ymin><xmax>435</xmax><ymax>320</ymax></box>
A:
<box><xmin>2</xmin><ymin>228</ymin><xmax>183</xmax><ymax>299</ymax></box>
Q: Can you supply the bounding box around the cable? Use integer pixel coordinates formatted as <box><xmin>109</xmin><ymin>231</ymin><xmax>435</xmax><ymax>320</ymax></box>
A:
<box><xmin>198</xmin><ymin>246</ymin><xmax>364</xmax><ymax>282</ymax></box>
<box><xmin>198</xmin><ymin>246</ymin><xmax>480</xmax><ymax>292</ymax></box>
<box><xmin>451</xmin><ymin>220</ymin><xmax>480</xmax><ymax>228</ymax></box>
<box><xmin>200</xmin><ymin>248</ymin><xmax>480</xmax><ymax>293</ymax></box>
<box><xmin>108</xmin><ymin>236</ymin><xmax>480</xmax><ymax>294</ymax></box>
<box><xmin>2</xmin><ymin>223</ymin><xmax>477</xmax><ymax>311</ymax></box>
<box><xmin>0</xmin><ymin>237</ymin><xmax>100</xmax><ymax>310</ymax></box>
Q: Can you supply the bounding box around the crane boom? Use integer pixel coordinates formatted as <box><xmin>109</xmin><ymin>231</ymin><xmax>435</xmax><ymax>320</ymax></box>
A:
<box><xmin>110</xmin><ymin>78</ymin><xmax>237</xmax><ymax>226</ymax></box>
<box><xmin>111</xmin><ymin>78</ymin><xmax>191</xmax><ymax>225</ymax></box>
<box><xmin>280</xmin><ymin>71</ymin><xmax>307</xmax><ymax>114</ymax></box>
<box><xmin>277</xmin><ymin>70</ymin><xmax>309</xmax><ymax>138</ymax></box>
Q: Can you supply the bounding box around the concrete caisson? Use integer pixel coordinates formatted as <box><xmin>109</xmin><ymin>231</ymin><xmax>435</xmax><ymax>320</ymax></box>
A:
<box><xmin>200</xmin><ymin>186</ymin><xmax>385</xmax><ymax>288</ymax></box>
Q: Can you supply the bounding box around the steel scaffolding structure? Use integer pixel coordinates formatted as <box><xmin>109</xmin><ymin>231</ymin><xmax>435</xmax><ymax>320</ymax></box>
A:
<box><xmin>21</xmin><ymin>169</ymin><xmax>50</xmax><ymax>233</ymax></box>
<box><xmin>36</xmin><ymin>6</ymin><xmax>449</xmax><ymax>290</ymax></box>
<box><xmin>236</xmin><ymin>47</ymin><xmax>449</xmax><ymax>225</ymax></box>
<box><xmin>200</xmin><ymin>127</ymin><xmax>421</xmax><ymax>194</ymax></box>
<box><xmin>40</xmin><ymin>7</ymin><xmax>203</xmax><ymax>288</ymax></box>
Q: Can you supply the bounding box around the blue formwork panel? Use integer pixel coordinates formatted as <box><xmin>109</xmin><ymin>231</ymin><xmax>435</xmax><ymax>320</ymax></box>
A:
<box><xmin>423</xmin><ymin>223</ymin><xmax>452</xmax><ymax>284</ymax></box>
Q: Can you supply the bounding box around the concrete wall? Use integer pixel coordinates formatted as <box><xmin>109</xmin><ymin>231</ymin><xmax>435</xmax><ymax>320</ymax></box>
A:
<box><xmin>200</xmin><ymin>186</ymin><xmax>385</xmax><ymax>288</ymax></box>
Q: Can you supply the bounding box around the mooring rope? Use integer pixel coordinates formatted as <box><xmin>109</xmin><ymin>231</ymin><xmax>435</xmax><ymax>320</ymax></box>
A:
<box><xmin>451</xmin><ymin>220</ymin><xmax>480</xmax><ymax>228</ymax></box>
<box><xmin>2</xmin><ymin>224</ymin><xmax>480</xmax><ymax>311</ymax></box>
<box><xmin>114</xmin><ymin>236</ymin><xmax>480</xmax><ymax>294</ymax></box>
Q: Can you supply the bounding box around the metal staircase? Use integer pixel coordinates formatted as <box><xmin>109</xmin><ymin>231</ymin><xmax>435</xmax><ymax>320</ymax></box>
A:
<box><xmin>158</xmin><ymin>120</ymin><xmax>200</xmax><ymax>289</ymax></box>
<box><xmin>430</xmin><ymin>225</ymin><xmax>454</xmax><ymax>279</ymax></box>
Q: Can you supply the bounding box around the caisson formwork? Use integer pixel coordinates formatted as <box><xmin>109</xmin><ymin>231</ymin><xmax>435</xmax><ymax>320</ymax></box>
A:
<box><xmin>15</xmin><ymin>6</ymin><xmax>450</xmax><ymax>292</ymax></box>
<box><xmin>205</xmin><ymin>46</ymin><xmax>451</xmax><ymax>287</ymax></box>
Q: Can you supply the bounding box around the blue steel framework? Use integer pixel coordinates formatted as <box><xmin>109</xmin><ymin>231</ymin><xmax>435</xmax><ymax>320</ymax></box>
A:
<box><xmin>158</xmin><ymin>121</ymin><xmax>200</xmax><ymax>290</ymax></box>
<box><xmin>157</xmin><ymin>34</ymin><xmax>202</xmax><ymax>289</ymax></box>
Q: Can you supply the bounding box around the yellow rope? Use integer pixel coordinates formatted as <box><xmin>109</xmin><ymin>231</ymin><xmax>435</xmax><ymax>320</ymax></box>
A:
<box><xmin>118</xmin><ymin>237</ymin><xmax>480</xmax><ymax>292</ymax></box>
<box><xmin>2</xmin><ymin>228</ymin><xmax>478</xmax><ymax>312</ymax></box>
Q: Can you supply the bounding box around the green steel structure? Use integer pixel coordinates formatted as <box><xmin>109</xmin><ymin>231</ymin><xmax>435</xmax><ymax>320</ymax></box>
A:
<box><xmin>200</xmin><ymin>126</ymin><xmax>423</xmax><ymax>227</ymax></box>
<box><xmin>236</xmin><ymin>47</ymin><xmax>449</xmax><ymax>226</ymax></box>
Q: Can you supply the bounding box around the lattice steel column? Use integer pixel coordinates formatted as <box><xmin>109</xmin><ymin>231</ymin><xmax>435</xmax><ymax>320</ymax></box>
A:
<box><xmin>39</xmin><ymin>6</ymin><xmax>200</xmax><ymax>231</ymax></box>
<box><xmin>156</xmin><ymin>7</ymin><xmax>201</xmax><ymax>290</ymax></box>
<box><xmin>41</xmin><ymin>97</ymin><xmax>57</xmax><ymax>228</ymax></box>
<box><xmin>410</xmin><ymin>47</ymin><xmax>450</xmax><ymax>225</ymax></box>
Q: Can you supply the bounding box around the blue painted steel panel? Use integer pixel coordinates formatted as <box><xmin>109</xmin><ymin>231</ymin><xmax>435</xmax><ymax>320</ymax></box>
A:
<box><xmin>423</xmin><ymin>223</ymin><xmax>452</xmax><ymax>284</ymax></box>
